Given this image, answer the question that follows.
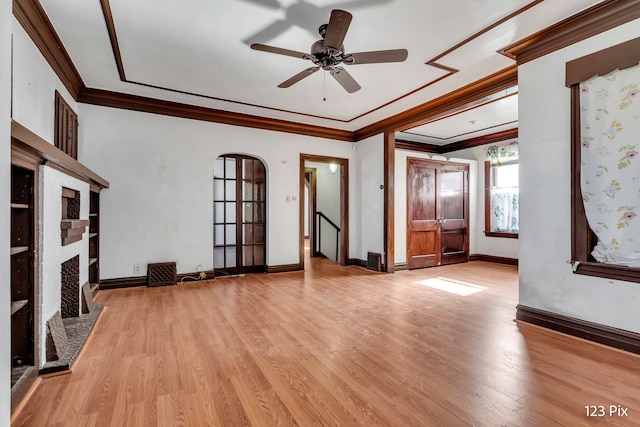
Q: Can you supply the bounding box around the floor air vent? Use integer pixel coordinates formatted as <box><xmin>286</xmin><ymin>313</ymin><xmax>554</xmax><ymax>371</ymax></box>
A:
<box><xmin>147</xmin><ymin>262</ymin><xmax>177</xmax><ymax>287</ymax></box>
<box><xmin>367</xmin><ymin>252</ymin><xmax>382</xmax><ymax>272</ymax></box>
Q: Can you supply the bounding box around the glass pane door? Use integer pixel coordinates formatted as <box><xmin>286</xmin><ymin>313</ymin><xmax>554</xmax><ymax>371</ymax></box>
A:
<box><xmin>214</xmin><ymin>155</ymin><xmax>266</xmax><ymax>274</ymax></box>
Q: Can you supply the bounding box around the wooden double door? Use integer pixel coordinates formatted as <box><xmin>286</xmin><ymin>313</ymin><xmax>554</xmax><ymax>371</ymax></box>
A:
<box><xmin>407</xmin><ymin>158</ymin><xmax>469</xmax><ymax>269</ymax></box>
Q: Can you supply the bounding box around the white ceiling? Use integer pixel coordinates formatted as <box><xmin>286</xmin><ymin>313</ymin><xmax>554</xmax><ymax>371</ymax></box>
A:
<box><xmin>39</xmin><ymin>0</ymin><xmax>603</xmax><ymax>136</ymax></box>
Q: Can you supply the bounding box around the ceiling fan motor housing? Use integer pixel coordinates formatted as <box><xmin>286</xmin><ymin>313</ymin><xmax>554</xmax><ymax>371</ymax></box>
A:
<box><xmin>311</xmin><ymin>39</ymin><xmax>346</xmax><ymax>68</ymax></box>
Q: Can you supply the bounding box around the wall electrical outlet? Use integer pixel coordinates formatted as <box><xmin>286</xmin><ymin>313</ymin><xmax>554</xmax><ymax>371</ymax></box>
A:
<box><xmin>134</xmin><ymin>263</ymin><xmax>141</xmax><ymax>274</ymax></box>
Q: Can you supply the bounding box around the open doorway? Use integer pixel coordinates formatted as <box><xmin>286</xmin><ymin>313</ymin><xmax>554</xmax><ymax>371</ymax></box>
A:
<box><xmin>299</xmin><ymin>154</ymin><xmax>349</xmax><ymax>269</ymax></box>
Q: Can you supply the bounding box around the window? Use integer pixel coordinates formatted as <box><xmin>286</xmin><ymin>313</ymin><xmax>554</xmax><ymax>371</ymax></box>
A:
<box><xmin>54</xmin><ymin>91</ymin><xmax>78</xmax><ymax>159</ymax></box>
<box><xmin>484</xmin><ymin>160</ymin><xmax>519</xmax><ymax>238</ymax></box>
<box><xmin>567</xmin><ymin>36</ymin><xmax>640</xmax><ymax>283</ymax></box>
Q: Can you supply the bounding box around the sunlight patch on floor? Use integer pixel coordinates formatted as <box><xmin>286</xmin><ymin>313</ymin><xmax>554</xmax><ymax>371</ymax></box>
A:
<box><xmin>416</xmin><ymin>277</ymin><xmax>487</xmax><ymax>296</ymax></box>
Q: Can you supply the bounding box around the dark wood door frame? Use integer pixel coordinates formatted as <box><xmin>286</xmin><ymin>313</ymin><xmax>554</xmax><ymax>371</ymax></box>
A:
<box><xmin>299</xmin><ymin>154</ymin><xmax>349</xmax><ymax>268</ymax></box>
<box><xmin>304</xmin><ymin>168</ymin><xmax>317</xmax><ymax>257</ymax></box>
<box><xmin>384</xmin><ymin>131</ymin><xmax>395</xmax><ymax>273</ymax></box>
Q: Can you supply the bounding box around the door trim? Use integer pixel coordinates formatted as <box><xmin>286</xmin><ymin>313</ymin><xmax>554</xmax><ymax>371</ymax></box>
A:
<box><xmin>299</xmin><ymin>154</ymin><xmax>349</xmax><ymax>268</ymax></box>
<box><xmin>304</xmin><ymin>168</ymin><xmax>317</xmax><ymax>257</ymax></box>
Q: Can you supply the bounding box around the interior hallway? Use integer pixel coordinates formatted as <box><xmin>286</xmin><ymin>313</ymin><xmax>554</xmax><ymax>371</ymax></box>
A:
<box><xmin>12</xmin><ymin>259</ymin><xmax>640</xmax><ymax>426</ymax></box>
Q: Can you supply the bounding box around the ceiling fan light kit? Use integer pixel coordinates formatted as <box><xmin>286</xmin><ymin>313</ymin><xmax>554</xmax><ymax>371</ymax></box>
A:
<box><xmin>251</xmin><ymin>9</ymin><xmax>408</xmax><ymax>93</ymax></box>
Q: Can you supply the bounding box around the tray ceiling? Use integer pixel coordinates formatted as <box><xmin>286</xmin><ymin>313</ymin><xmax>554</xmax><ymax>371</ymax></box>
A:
<box><xmin>38</xmin><ymin>0</ymin><xmax>604</xmax><ymax>133</ymax></box>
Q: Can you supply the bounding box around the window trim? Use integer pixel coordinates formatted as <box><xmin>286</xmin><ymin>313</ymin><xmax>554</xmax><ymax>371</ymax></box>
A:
<box><xmin>484</xmin><ymin>160</ymin><xmax>518</xmax><ymax>239</ymax></box>
<box><xmin>567</xmin><ymin>36</ymin><xmax>640</xmax><ymax>283</ymax></box>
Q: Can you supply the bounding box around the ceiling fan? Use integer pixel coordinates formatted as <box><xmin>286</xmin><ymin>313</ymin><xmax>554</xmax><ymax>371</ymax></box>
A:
<box><xmin>250</xmin><ymin>9</ymin><xmax>408</xmax><ymax>93</ymax></box>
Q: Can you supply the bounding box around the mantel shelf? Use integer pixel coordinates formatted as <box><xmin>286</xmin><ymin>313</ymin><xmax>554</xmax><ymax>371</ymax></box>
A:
<box><xmin>11</xmin><ymin>300</ymin><xmax>28</xmax><ymax>316</ymax></box>
<box><xmin>60</xmin><ymin>219</ymin><xmax>90</xmax><ymax>230</ymax></box>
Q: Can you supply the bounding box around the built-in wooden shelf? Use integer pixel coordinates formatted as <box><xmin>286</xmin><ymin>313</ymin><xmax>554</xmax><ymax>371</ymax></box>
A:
<box><xmin>11</xmin><ymin>300</ymin><xmax>28</xmax><ymax>316</ymax></box>
<box><xmin>11</xmin><ymin>246</ymin><xmax>29</xmax><ymax>255</ymax></box>
<box><xmin>11</xmin><ymin>203</ymin><xmax>29</xmax><ymax>209</ymax></box>
<box><xmin>89</xmin><ymin>190</ymin><xmax>101</xmax><ymax>297</ymax></box>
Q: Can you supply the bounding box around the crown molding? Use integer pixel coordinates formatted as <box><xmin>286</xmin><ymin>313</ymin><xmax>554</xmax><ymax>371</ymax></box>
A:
<box><xmin>500</xmin><ymin>0</ymin><xmax>640</xmax><ymax>65</ymax></box>
<box><xmin>13</xmin><ymin>0</ymin><xmax>84</xmax><ymax>99</ymax></box>
<box><xmin>439</xmin><ymin>127</ymin><xmax>518</xmax><ymax>153</ymax></box>
<box><xmin>78</xmin><ymin>88</ymin><xmax>355</xmax><ymax>142</ymax></box>
<box><xmin>395</xmin><ymin>140</ymin><xmax>441</xmax><ymax>154</ymax></box>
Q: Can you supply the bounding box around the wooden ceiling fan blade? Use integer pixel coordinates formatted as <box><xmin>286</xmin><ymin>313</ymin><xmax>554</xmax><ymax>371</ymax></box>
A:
<box><xmin>278</xmin><ymin>67</ymin><xmax>320</xmax><ymax>88</ymax></box>
<box><xmin>346</xmin><ymin>49</ymin><xmax>408</xmax><ymax>65</ymax></box>
<box><xmin>323</xmin><ymin>9</ymin><xmax>352</xmax><ymax>50</ymax></box>
<box><xmin>330</xmin><ymin>66</ymin><xmax>361</xmax><ymax>93</ymax></box>
<box><xmin>250</xmin><ymin>43</ymin><xmax>310</xmax><ymax>60</ymax></box>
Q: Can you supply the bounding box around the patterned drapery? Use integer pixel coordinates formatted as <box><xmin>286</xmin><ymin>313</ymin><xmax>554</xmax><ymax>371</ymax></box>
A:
<box><xmin>580</xmin><ymin>65</ymin><xmax>640</xmax><ymax>267</ymax></box>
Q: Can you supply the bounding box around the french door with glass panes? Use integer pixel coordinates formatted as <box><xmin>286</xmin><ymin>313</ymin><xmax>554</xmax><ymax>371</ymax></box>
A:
<box><xmin>214</xmin><ymin>155</ymin><xmax>266</xmax><ymax>275</ymax></box>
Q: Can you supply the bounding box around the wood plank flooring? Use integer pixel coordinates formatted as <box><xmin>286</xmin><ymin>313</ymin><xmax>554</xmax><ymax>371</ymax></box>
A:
<box><xmin>12</xmin><ymin>258</ymin><xmax>640</xmax><ymax>426</ymax></box>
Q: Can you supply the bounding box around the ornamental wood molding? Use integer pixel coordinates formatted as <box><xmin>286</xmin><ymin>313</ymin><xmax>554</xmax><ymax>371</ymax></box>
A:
<box><xmin>78</xmin><ymin>88</ymin><xmax>355</xmax><ymax>142</ymax></box>
<box><xmin>19</xmin><ymin>0</ymin><xmax>636</xmax><ymax>144</ymax></box>
<box><xmin>500</xmin><ymin>0</ymin><xmax>640</xmax><ymax>64</ymax></box>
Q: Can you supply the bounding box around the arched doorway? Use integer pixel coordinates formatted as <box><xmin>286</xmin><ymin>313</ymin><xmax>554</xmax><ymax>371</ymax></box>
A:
<box><xmin>213</xmin><ymin>154</ymin><xmax>266</xmax><ymax>275</ymax></box>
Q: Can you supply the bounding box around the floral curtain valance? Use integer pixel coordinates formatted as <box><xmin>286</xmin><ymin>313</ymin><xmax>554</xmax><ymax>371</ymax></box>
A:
<box><xmin>580</xmin><ymin>64</ymin><xmax>640</xmax><ymax>267</ymax></box>
<box><xmin>486</xmin><ymin>141</ymin><xmax>518</xmax><ymax>164</ymax></box>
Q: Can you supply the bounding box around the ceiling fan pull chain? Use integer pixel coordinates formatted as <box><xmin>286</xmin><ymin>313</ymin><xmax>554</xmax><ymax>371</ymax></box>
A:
<box><xmin>323</xmin><ymin>71</ymin><xmax>326</xmax><ymax>101</ymax></box>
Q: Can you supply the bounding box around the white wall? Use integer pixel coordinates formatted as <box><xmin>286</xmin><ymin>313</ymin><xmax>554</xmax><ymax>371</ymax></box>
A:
<box><xmin>354</xmin><ymin>135</ymin><xmax>385</xmax><ymax>260</ymax></box>
<box><xmin>1</xmin><ymin>0</ymin><xmax>13</xmax><ymax>421</ymax></box>
<box><xmin>394</xmin><ymin>150</ymin><xmax>478</xmax><ymax>265</ymax></box>
<box><xmin>306</xmin><ymin>161</ymin><xmax>341</xmax><ymax>260</ymax></box>
<box><xmin>38</xmin><ymin>167</ymin><xmax>90</xmax><ymax>366</ymax></box>
<box><xmin>78</xmin><ymin>104</ymin><xmax>357</xmax><ymax>278</ymax></box>
<box><xmin>11</xmin><ymin>18</ymin><xmax>76</xmax><ymax>143</ymax></box>
<box><xmin>519</xmin><ymin>19</ymin><xmax>640</xmax><ymax>332</ymax></box>
<box><xmin>449</xmin><ymin>145</ymin><xmax>519</xmax><ymax>259</ymax></box>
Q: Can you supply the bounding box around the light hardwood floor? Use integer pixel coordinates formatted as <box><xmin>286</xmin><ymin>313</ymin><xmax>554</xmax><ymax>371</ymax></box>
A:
<box><xmin>12</xmin><ymin>258</ymin><xmax>640</xmax><ymax>426</ymax></box>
